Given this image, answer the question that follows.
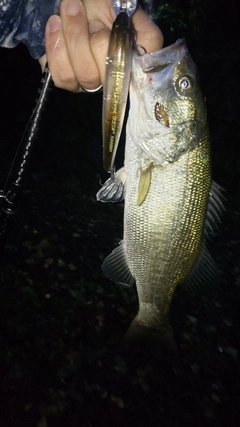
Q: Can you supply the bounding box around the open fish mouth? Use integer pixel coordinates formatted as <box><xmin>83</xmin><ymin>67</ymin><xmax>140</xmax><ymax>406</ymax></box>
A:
<box><xmin>136</xmin><ymin>38</ymin><xmax>189</xmax><ymax>73</ymax></box>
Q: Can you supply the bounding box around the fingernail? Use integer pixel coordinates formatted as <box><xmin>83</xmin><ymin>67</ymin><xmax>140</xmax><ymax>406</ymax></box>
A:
<box><xmin>65</xmin><ymin>0</ymin><xmax>81</xmax><ymax>16</ymax></box>
<box><xmin>89</xmin><ymin>20</ymin><xmax>105</xmax><ymax>34</ymax></box>
<box><xmin>46</xmin><ymin>15</ymin><xmax>61</xmax><ymax>33</ymax></box>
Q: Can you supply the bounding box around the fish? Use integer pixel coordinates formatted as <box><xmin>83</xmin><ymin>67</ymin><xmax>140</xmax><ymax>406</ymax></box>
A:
<box><xmin>97</xmin><ymin>39</ymin><xmax>224</xmax><ymax>358</ymax></box>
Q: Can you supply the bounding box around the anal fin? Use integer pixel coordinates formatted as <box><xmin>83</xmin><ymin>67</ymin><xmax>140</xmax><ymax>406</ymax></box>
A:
<box><xmin>102</xmin><ymin>240</ymin><xmax>135</xmax><ymax>287</ymax></box>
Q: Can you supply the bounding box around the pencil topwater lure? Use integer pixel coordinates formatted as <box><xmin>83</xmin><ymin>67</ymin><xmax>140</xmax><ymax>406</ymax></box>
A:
<box><xmin>102</xmin><ymin>0</ymin><xmax>137</xmax><ymax>174</ymax></box>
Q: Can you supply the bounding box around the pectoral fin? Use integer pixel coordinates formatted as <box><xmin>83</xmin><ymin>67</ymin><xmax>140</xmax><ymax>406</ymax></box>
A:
<box><xmin>136</xmin><ymin>163</ymin><xmax>153</xmax><ymax>206</ymax></box>
<box><xmin>102</xmin><ymin>240</ymin><xmax>135</xmax><ymax>287</ymax></box>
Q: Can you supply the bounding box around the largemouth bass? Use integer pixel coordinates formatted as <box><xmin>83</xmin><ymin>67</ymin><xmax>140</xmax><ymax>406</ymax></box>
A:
<box><xmin>97</xmin><ymin>39</ymin><xmax>224</xmax><ymax>356</ymax></box>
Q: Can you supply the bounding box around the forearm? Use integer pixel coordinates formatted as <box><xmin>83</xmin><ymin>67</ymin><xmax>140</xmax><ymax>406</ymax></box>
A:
<box><xmin>0</xmin><ymin>0</ymin><xmax>61</xmax><ymax>58</ymax></box>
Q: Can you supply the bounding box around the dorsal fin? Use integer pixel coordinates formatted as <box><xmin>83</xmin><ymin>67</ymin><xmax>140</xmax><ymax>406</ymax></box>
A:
<box><xmin>182</xmin><ymin>245</ymin><xmax>219</xmax><ymax>290</ymax></box>
<box><xmin>204</xmin><ymin>181</ymin><xmax>226</xmax><ymax>238</ymax></box>
<box><xmin>182</xmin><ymin>181</ymin><xmax>225</xmax><ymax>291</ymax></box>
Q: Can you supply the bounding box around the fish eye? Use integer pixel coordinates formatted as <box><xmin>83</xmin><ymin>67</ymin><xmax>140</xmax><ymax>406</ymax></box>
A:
<box><xmin>179</xmin><ymin>76</ymin><xmax>191</xmax><ymax>91</ymax></box>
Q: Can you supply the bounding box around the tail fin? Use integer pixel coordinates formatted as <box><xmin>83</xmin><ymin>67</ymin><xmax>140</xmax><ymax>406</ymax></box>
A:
<box><xmin>124</xmin><ymin>317</ymin><xmax>178</xmax><ymax>364</ymax></box>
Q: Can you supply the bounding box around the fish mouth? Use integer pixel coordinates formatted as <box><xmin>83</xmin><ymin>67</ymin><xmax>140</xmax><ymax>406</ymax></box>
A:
<box><xmin>135</xmin><ymin>39</ymin><xmax>188</xmax><ymax>74</ymax></box>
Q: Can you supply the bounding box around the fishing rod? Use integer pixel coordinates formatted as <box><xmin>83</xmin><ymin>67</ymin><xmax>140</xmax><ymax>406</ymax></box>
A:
<box><xmin>0</xmin><ymin>65</ymin><xmax>53</xmax><ymax>256</ymax></box>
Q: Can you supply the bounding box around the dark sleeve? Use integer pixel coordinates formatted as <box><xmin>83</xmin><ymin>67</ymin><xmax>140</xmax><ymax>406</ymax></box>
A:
<box><xmin>0</xmin><ymin>0</ymin><xmax>61</xmax><ymax>59</ymax></box>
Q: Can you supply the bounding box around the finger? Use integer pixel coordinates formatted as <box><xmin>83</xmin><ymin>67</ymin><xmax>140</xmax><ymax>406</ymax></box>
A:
<box><xmin>89</xmin><ymin>21</ymin><xmax>111</xmax><ymax>85</ymax></box>
<box><xmin>60</xmin><ymin>0</ymin><xmax>101</xmax><ymax>90</ymax></box>
<box><xmin>82</xmin><ymin>0</ymin><xmax>115</xmax><ymax>27</ymax></box>
<box><xmin>45</xmin><ymin>15</ymin><xmax>80</xmax><ymax>91</ymax></box>
<box><xmin>132</xmin><ymin>6</ymin><xmax>164</xmax><ymax>53</ymax></box>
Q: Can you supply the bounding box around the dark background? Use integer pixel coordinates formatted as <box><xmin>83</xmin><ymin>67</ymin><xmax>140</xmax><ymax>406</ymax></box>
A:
<box><xmin>0</xmin><ymin>0</ymin><xmax>239</xmax><ymax>426</ymax></box>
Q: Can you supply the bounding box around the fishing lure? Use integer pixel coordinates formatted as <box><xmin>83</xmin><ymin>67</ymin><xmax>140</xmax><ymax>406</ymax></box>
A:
<box><xmin>102</xmin><ymin>0</ymin><xmax>137</xmax><ymax>174</ymax></box>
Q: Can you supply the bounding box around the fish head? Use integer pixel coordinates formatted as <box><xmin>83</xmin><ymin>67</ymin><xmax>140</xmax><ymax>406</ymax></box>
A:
<box><xmin>128</xmin><ymin>39</ymin><xmax>208</xmax><ymax>165</ymax></box>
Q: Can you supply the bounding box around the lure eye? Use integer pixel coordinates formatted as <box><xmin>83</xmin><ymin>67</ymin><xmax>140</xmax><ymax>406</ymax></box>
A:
<box><xmin>179</xmin><ymin>76</ymin><xmax>191</xmax><ymax>91</ymax></box>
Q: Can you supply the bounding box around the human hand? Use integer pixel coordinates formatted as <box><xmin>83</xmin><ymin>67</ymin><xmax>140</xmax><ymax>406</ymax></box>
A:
<box><xmin>40</xmin><ymin>0</ymin><xmax>163</xmax><ymax>92</ymax></box>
